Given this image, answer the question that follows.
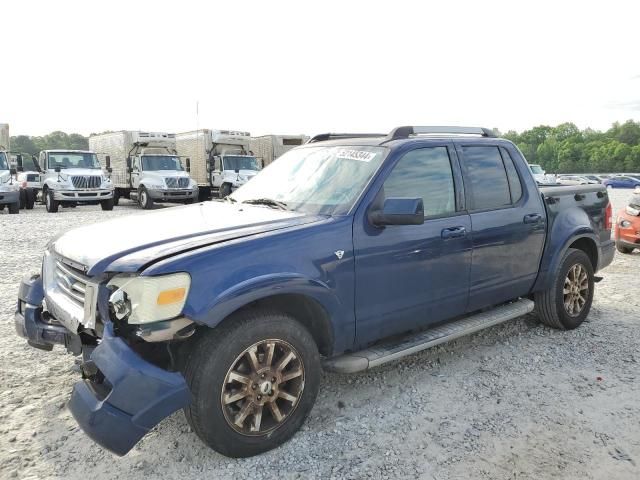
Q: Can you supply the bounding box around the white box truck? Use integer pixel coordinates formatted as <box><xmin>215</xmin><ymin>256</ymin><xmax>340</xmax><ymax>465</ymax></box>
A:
<box><xmin>89</xmin><ymin>131</ymin><xmax>198</xmax><ymax>209</ymax></box>
<box><xmin>175</xmin><ymin>129</ymin><xmax>261</xmax><ymax>199</ymax></box>
<box><xmin>249</xmin><ymin>134</ymin><xmax>308</xmax><ymax>166</ymax></box>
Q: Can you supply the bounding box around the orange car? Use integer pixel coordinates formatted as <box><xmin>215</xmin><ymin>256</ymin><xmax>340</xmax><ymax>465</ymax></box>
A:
<box><xmin>614</xmin><ymin>190</ymin><xmax>640</xmax><ymax>254</ymax></box>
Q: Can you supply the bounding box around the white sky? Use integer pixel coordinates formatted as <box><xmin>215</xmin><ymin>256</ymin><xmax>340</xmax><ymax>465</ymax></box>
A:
<box><xmin>3</xmin><ymin>0</ymin><xmax>640</xmax><ymax>137</ymax></box>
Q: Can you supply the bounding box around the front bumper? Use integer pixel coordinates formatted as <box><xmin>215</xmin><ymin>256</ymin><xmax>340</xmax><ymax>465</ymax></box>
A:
<box><xmin>53</xmin><ymin>189</ymin><xmax>113</xmax><ymax>202</ymax></box>
<box><xmin>147</xmin><ymin>187</ymin><xmax>198</xmax><ymax>202</ymax></box>
<box><xmin>0</xmin><ymin>189</ymin><xmax>20</xmax><ymax>205</ymax></box>
<box><xmin>15</xmin><ymin>274</ymin><xmax>192</xmax><ymax>456</ymax></box>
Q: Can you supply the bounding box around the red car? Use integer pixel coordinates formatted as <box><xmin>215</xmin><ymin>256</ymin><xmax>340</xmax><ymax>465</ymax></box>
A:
<box><xmin>615</xmin><ymin>190</ymin><xmax>640</xmax><ymax>253</ymax></box>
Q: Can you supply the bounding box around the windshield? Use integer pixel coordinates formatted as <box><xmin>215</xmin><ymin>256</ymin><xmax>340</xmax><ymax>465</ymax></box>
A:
<box><xmin>141</xmin><ymin>155</ymin><xmax>183</xmax><ymax>171</ymax></box>
<box><xmin>223</xmin><ymin>155</ymin><xmax>260</xmax><ymax>172</ymax></box>
<box><xmin>0</xmin><ymin>152</ymin><xmax>7</xmax><ymax>170</ymax></box>
<box><xmin>529</xmin><ymin>165</ymin><xmax>544</xmax><ymax>174</ymax></box>
<box><xmin>230</xmin><ymin>145</ymin><xmax>388</xmax><ymax>215</ymax></box>
<box><xmin>48</xmin><ymin>152</ymin><xmax>100</xmax><ymax>169</ymax></box>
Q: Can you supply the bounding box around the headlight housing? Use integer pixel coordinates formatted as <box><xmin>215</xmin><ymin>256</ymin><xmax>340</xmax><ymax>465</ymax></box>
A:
<box><xmin>108</xmin><ymin>273</ymin><xmax>191</xmax><ymax>324</ymax></box>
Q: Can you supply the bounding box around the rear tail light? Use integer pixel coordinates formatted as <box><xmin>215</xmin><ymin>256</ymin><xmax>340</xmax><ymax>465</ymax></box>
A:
<box><xmin>605</xmin><ymin>202</ymin><xmax>613</xmax><ymax>230</ymax></box>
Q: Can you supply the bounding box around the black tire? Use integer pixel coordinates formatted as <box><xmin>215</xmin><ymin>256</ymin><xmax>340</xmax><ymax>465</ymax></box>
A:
<box><xmin>113</xmin><ymin>190</ymin><xmax>120</xmax><ymax>206</ymax></box>
<box><xmin>139</xmin><ymin>186</ymin><xmax>154</xmax><ymax>209</ymax></box>
<box><xmin>8</xmin><ymin>201</ymin><xmax>19</xmax><ymax>214</ymax></box>
<box><xmin>616</xmin><ymin>241</ymin><xmax>634</xmax><ymax>254</ymax></box>
<box><xmin>19</xmin><ymin>189</ymin><xmax>27</xmax><ymax>209</ymax></box>
<box><xmin>184</xmin><ymin>198</ymin><xmax>195</xmax><ymax>205</ymax></box>
<box><xmin>25</xmin><ymin>189</ymin><xmax>35</xmax><ymax>209</ymax></box>
<box><xmin>535</xmin><ymin>248</ymin><xmax>594</xmax><ymax>330</ymax></box>
<box><xmin>45</xmin><ymin>189</ymin><xmax>59</xmax><ymax>213</ymax></box>
<box><xmin>183</xmin><ymin>310</ymin><xmax>320</xmax><ymax>458</ymax></box>
<box><xmin>101</xmin><ymin>197</ymin><xmax>114</xmax><ymax>211</ymax></box>
<box><xmin>219</xmin><ymin>183</ymin><xmax>232</xmax><ymax>198</ymax></box>
<box><xmin>0</xmin><ymin>204</ymin><xmax>4</xmax><ymax>211</ymax></box>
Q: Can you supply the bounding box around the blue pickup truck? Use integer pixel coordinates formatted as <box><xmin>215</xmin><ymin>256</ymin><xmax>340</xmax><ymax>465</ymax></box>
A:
<box><xmin>15</xmin><ymin>126</ymin><xmax>614</xmax><ymax>458</ymax></box>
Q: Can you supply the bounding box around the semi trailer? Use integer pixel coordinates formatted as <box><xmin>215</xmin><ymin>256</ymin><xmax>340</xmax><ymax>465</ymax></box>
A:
<box><xmin>175</xmin><ymin>129</ymin><xmax>261</xmax><ymax>199</ymax></box>
<box><xmin>249</xmin><ymin>134</ymin><xmax>308</xmax><ymax>166</ymax></box>
<box><xmin>90</xmin><ymin>131</ymin><xmax>198</xmax><ymax>209</ymax></box>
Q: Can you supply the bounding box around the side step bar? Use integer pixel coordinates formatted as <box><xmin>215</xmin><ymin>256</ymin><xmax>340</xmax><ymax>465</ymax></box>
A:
<box><xmin>323</xmin><ymin>298</ymin><xmax>535</xmax><ymax>374</ymax></box>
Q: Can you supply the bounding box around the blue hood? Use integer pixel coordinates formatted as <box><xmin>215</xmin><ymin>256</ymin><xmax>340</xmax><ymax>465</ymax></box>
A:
<box><xmin>50</xmin><ymin>201</ymin><xmax>324</xmax><ymax>275</ymax></box>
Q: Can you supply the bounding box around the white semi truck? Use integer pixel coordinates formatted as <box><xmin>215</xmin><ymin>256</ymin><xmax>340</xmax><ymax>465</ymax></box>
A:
<box><xmin>37</xmin><ymin>149</ymin><xmax>115</xmax><ymax>213</ymax></box>
<box><xmin>249</xmin><ymin>134</ymin><xmax>308</xmax><ymax>167</ymax></box>
<box><xmin>90</xmin><ymin>131</ymin><xmax>198</xmax><ymax>209</ymax></box>
<box><xmin>175</xmin><ymin>129</ymin><xmax>261</xmax><ymax>199</ymax></box>
<box><xmin>0</xmin><ymin>124</ymin><xmax>21</xmax><ymax>214</ymax></box>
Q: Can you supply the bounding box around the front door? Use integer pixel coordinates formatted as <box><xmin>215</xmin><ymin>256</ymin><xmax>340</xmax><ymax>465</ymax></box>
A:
<box><xmin>353</xmin><ymin>144</ymin><xmax>472</xmax><ymax>346</ymax></box>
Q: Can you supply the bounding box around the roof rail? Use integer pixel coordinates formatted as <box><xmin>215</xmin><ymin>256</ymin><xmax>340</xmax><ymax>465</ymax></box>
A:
<box><xmin>306</xmin><ymin>133</ymin><xmax>385</xmax><ymax>144</ymax></box>
<box><xmin>387</xmin><ymin>126</ymin><xmax>498</xmax><ymax>140</ymax></box>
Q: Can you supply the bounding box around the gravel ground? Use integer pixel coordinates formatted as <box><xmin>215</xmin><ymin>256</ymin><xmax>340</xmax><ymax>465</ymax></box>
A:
<box><xmin>0</xmin><ymin>192</ymin><xmax>638</xmax><ymax>480</ymax></box>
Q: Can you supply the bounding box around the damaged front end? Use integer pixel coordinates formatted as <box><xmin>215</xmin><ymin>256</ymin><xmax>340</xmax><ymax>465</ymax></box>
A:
<box><xmin>14</xmin><ymin>253</ymin><xmax>194</xmax><ymax>456</ymax></box>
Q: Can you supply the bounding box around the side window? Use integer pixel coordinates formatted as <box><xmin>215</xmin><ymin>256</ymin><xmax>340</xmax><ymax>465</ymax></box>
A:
<box><xmin>500</xmin><ymin>147</ymin><xmax>523</xmax><ymax>203</ymax></box>
<box><xmin>462</xmin><ymin>146</ymin><xmax>511</xmax><ymax>210</ymax></box>
<box><xmin>383</xmin><ymin>147</ymin><xmax>456</xmax><ymax>217</ymax></box>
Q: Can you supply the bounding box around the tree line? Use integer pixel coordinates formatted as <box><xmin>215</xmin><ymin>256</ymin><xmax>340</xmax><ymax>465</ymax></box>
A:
<box><xmin>503</xmin><ymin>120</ymin><xmax>640</xmax><ymax>174</ymax></box>
<box><xmin>9</xmin><ymin>120</ymin><xmax>640</xmax><ymax>174</ymax></box>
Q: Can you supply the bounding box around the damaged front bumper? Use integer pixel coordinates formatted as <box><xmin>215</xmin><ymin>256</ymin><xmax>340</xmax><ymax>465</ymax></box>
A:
<box><xmin>15</xmin><ymin>273</ymin><xmax>192</xmax><ymax>456</ymax></box>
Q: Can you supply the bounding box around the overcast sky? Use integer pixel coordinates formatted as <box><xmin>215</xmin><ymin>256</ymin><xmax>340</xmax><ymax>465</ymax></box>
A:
<box><xmin>4</xmin><ymin>0</ymin><xmax>640</xmax><ymax>137</ymax></box>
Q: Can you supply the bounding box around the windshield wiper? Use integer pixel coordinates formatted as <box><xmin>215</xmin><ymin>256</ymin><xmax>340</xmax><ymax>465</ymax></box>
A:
<box><xmin>242</xmin><ymin>198</ymin><xmax>288</xmax><ymax>210</ymax></box>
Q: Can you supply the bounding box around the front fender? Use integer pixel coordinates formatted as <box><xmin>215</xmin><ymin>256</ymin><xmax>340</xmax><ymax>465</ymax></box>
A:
<box><xmin>190</xmin><ymin>273</ymin><xmax>352</xmax><ymax>354</ymax></box>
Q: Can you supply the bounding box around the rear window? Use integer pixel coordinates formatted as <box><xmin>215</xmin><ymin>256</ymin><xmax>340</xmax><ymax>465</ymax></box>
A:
<box><xmin>500</xmin><ymin>148</ymin><xmax>523</xmax><ymax>203</ymax></box>
<box><xmin>462</xmin><ymin>146</ymin><xmax>511</xmax><ymax>210</ymax></box>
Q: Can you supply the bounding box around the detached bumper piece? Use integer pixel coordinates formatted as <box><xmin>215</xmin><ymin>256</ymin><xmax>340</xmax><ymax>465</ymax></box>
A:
<box><xmin>68</xmin><ymin>323</ymin><xmax>191</xmax><ymax>456</ymax></box>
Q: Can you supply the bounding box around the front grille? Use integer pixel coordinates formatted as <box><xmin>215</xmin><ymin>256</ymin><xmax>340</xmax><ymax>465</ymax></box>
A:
<box><xmin>54</xmin><ymin>260</ymin><xmax>89</xmax><ymax>307</ymax></box>
<box><xmin>26</xmin><ymin>174</ymin><xmax>38</xmax><ymax>181</ymax></box>
<box><xmin>165</xmin><ymin>177</ymin><xmax>189</xmax><ymax>188</ymax></box>
<box><xmin>71</xmin><ymin>176</ymin><xmax>101</xmax><ymax>189</ymax></box>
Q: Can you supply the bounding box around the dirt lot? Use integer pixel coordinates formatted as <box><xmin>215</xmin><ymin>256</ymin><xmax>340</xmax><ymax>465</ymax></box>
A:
<box><xmin>0</xmin><ymin>191</ymin><xmax>638</xmax><ymax>480</ymax></box>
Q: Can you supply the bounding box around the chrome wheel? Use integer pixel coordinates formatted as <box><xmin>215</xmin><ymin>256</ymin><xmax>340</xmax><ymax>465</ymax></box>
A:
<box><xmin>140</xmin><ymin>190</ymin><xmax>147</xmax><ymax>206</ymax></box>
<box><xmin>563</xmin><ymin>263</ymin><xmax>589</xmax><ymax>316</ymax></box>
<box><xmin>221</xmin><ymin>339</ymin><xmax>305</xmax><ymax>436</ymax></box>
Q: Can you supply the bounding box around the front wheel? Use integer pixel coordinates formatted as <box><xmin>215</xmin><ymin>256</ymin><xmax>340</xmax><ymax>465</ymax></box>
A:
<box><xmin>535</xmin><ymin>248</ymin><xmax>594</xmax><ymax>330</ymax></box>
<box><xmin>616</xmin><ymin>241</ymin><xmax>634</xmax><ymax>254</ymax></box>
<box><xmin>219</xmin><ymin>183</ymin><xmax>232</xmax><ymax>198</ymax></box>
<box><xmin>138</xmin><ymin>186</ymin><xmax>154</xmax><ymax>209</ymax></box>
<box><xmin>8</xmin><ymin>201</ymin><xmax>19</xmax><ymax>214</ymax></box>
<box><xmin>45</xmin><ymin>189</ymin><xmax>59</xmax><ymax>213</ymax></box>
<box><xmin>183</xmin><ymin>310</ymin><xmax>320</xmax><ymax>458</ymax></box>
<box><xmin>101</xmin><ymin>197</ymin><xmax>114</xmax><ymax>211</ymax></box>
<box><xmin>19</xmin><ymin>189</ymin><xmax>27</xmax><ymax>209</ymax></box>
<box><xmin>25</xmin><ymin>189</ymin><xmax>35</xmax><ymax>209</ymax></box>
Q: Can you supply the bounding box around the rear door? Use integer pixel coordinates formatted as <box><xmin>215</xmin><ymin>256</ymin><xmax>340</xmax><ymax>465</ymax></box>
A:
<box><xmin>353</xmin><ymin>143</ymin><xmax>472</xmax><ymax>345</ymax></box>
<box><xmin>456</xmin><ymin>143</ymin><xmax>546</xmax><ymax>312</ymax></box>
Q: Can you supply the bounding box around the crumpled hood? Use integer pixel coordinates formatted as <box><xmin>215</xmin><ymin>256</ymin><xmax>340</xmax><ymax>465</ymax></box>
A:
<box><xmin>51</xmin><ymin>201</ymin><xmax>323</xmax><ymax>275</ymax></box>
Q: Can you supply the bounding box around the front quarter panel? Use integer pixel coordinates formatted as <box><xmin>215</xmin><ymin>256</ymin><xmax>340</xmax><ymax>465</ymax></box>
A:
<box><xmin>143</xmin><ymin>216</ymin><xmax>356</xmax><ymax>354</ymax></box>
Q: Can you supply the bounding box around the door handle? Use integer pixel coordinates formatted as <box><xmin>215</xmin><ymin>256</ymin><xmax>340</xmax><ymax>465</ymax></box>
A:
<box><xmin>523</xmin><ymin>213</ymin><xmax>542</xmax><ymax>224</ymax></box>
<box><xmin>441</xmin><ymin>226</ymin><xmax>467</xmax><ymax>239</ymax></box>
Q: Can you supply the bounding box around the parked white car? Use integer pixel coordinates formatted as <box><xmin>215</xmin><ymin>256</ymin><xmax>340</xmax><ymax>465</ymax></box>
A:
<box><xmin>556</xmin><ymin>175</ymin><xmax>590</xmax><ymax>186</ymax></box>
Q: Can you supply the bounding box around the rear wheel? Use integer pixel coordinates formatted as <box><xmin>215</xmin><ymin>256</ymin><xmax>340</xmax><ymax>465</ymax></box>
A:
<box><xmin>139</xmin><ymin>186</ymin><xmax>153</xmax><ymax>209</ymax></box>
<box><xmin>8</xmin><ymin>201</ymin><xmax>19</xmax><ymax>214</ymax></box>
<box><xmin>45</xmin><ymin>189</ymin><xmax>59</xmax><ymax>213</ymax></box>
<box><xmin>113</xmin><ymin>190</ymin><xmax>120</xmax><ymax>206</ymax></box>
<box><xmin>25</xmin><ymin>189</ymin><xmax>35</xmax><ymax>209</ymax></box>
<box><xmin>535</xmin><ymin>248</ymin><xmax>594</xmax><ymax>330</ymax></box>
<box><xmin>183</xmin><ymin>310</ymin><xmax>320</xmax><ymax>458</ymax></box>
<box><xmin>616</xmin><ymin>241</ymin><xmax>634</xmax><ymax>254</ymax></box>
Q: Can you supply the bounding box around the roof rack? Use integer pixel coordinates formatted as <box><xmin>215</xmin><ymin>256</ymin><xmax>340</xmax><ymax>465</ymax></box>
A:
<box><xmin>306</xmin><ymin>133</ymin><xmax>385</xmax><ymax>144</ymax></box>
<box><xmin>387</xmin><ymin>126</ymin><xmax>497</xmax><ymax>140</ymax></box>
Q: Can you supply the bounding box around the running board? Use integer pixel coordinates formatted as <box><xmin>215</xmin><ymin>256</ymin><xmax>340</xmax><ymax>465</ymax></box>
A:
<box><xmin>323</xmin><ymin>298</ymin><xmax>535</xmax><ymax>373</ymax></box>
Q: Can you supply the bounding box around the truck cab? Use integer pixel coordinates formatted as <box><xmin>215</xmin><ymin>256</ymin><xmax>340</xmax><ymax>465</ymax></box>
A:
<box><xmin>208</xmin><ymin>130</ymin><xmax>261</xmax><ymax>197</ymax></box>
<box><xmin>39</xmin><ymin>149</ymin><xmax>114</xmax><ymax>213</ymax></box>
<box><xmin>0</xmin><ymin>149</ymin><xmax>21</xmax><ymax>214</ymax></box>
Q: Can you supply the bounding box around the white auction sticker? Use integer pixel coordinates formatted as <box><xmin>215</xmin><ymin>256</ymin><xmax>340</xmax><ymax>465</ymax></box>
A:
<box><xmin>335</xmin><ymin>149</ymin><xmax>377</xmax><ymax>162</ymax></box>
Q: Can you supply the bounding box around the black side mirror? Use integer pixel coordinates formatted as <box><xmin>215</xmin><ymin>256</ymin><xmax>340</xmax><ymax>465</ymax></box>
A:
<box><xmin>16</xmin><ymin>155</ymin><xmax>24</xmax><ymax>171</ymax></box>
<box><xmin>105</xmin><ymin>155</ymin><xmax>111</xmax><ymax>170</ymax></box>
<box><xmin>54</xmin><ymin>166</ymin><xmax>61</xmax><ymax>173</ymax></box>
<box><xmin>9</xmin><ymin>167</ymin><xmax>17</xmax><ymax>175</ymax></box>
<box><xmin>186</xmin><ymin>158</ymin><xmax>191</xmax><ymax>172</ymax></box>
<box><xmin>32</xmin><ymin>155</ymin><xmax>41</xmax><ymax>172</ymax></box>
<box><xmin>206</xmin><ymin>158</ymin><xmax>212</xmax><ymax>172</ymax></box>
<box><xmin>235</xmin><ymin>169</ymin><xmax>240</xmax><ymax>174</ymax></box>
<box><xmin>369</xmin><ymin>198</ymin><xmax>424</xmax><ymax>226</ymax></box>
<box><xmin>126</xmin><ymin>156</ymin><xmax>132</xmax><ymax>173</ymax></box>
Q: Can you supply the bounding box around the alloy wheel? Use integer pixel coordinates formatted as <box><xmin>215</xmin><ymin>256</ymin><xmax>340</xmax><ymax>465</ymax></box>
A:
<box><xmin>563</xmin><ymin>263</ymin><xmax>589</xmax><ymax>316</ymax></box>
